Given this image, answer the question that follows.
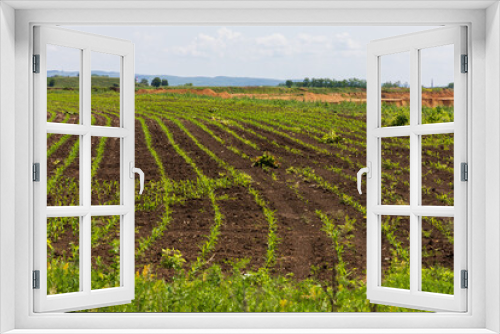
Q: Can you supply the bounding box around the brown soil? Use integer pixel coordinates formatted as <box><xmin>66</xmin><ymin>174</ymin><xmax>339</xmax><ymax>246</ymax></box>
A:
<box><xmin>136</xmin><ymin>88</ymin><xmax>454</xmax><ymax>108</ymax></box>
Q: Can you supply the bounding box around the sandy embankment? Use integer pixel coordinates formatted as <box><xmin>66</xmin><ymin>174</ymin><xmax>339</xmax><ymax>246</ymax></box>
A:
<box><xmin>136</xmin><ymin>88</ymin><xmax>454</xmax><ymax>107</ymax></box>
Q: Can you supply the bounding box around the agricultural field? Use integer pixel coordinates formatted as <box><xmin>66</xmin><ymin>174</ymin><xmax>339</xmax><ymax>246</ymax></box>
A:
<box><xmin>46</xmin><ymin>86</ymin><xmax>455</xmax><ymax>312</ymax></box>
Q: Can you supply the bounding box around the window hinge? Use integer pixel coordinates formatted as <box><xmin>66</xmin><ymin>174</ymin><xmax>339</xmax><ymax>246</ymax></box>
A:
<box><xmin>461</xmin><ymin>270</ymin><xmax>468</xmax><ymax>289</ymax></box>
<box><xmin>461</xmin><ymin>54</ymin><xmax>468</xmax><ymax>73</ymax></box>
<box><xmin>33</xmin><ymin>270</ymin><xmax>40</xmax><ymax>289</ymax></box>
<box><xmin>33</xmin><ymin>54</ymin><xmax>40</xmax><ymax>73</ymax></box>
<box><xmin>33</xmin><ymin>163</ymin><xmax>40</xmax><ymax>182</ymax></box>
<box><xmin>461</xmin><ymin>162</ymin><xmax>468</xmax><ymax>181</ymax></box>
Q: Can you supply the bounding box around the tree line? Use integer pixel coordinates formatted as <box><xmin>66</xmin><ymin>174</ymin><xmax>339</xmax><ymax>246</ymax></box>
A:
<box><xmin>281</xmin><ymin>78</ymin><xmax>367</xmax><ymax>88</ymax></box>
<box><xmin>281</xmin><ymin>78</ymin><xmax>453</xmax><ymax>89</ymax></box>
<box><xmin>138</xmin><ymin>77</ymin><xmax>169</xmax><ymax>88</ymax></box>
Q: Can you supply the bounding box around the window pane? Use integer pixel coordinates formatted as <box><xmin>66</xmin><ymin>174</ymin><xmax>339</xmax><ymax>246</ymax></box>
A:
<box><xmin>381</xmin><ymin>216</ymin><xmax>410</xmax><ymax>290</ymax></box>
<box><xmin>47</xmin><ymin>217</ymin><xmax>80</xmax><ymax>295</ymax></box>
<box><xmin>46</xmin><ymin>44</ymin><xmax>80</xmax><ymax>124</ymax></box>
<box><xmin>421</xmin><ymin>45</ymin><xmax>454</xmax><ymax>124</ymax></box>
<box><xmin>91</xmin><ymin>215</ymin><xmax>121</xmax><ymax>290</ymax></box>
<box><xmin>380</xmin><ymin>52</ymin><xmax>410</xmax><ymax>127</ymax></box>
<box><xmin>91</xmin><ymin>52</ymin><xmax>121</xmax><ymax>127</ymax></box>
<box><xmin>92</xmin><ymin>136</ymin><xmax>121</xmax><ymax>205</ymax></box>
<box><xmin>421</xmin><ymin>134</ymin><xmax>454</xmax><ymax>206</ymax></box>
<box><xmin>421</xmin><ymin>216</ymin><xmax>454</xmax><ymax>295</ymax></box>
<box><xmin>47</xmin><ymin>134</ymin><xmax>80</xmax><ymax>206</ymax></box>
<box><xmin>381</xmin><ymin>137</ymin><xmax>410</xmax><ymax>205</ymax></box>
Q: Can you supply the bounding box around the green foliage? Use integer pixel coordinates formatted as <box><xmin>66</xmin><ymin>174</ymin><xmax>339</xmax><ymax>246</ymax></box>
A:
<box><xmin>47</xmin><ymin>259</ymin><xmax>80</xmax><ymax>295</ymax></box>
<box><xmin>282</xmin><ymin>77</ymin><xmax>367</xmax><ymax>89</ymax></box>
<box><xmin>382</xmin><ymin>81</ymin><xmax>408</xmax><ymax>88</ymax></box>
<box><xmin>392</xmin><ymin>113</ymin><xmax>409</xmax><ymax>126</ymax></box>
<box><xmin>381</xmin><ymin>105</ymin><xmax>410</xmax><ymax>127</ymax></box>
<box><xmin>382</xmin><ymin>105</ymin><xmax>454</xmax><ymax>126</ymax></box>
<box><xmin>252</xmin><ymin>152</ymin><xmax>281</xmax><ymax>169</ymax></box>
<box><xmin>161</xmin><ymin>248</ymin><xmax>186</xmax><ymax>270</ymax></box>
<box><xmin>321</xmin><ymin>129</ymin><xmax>343</xmax><ymax>144</ymax></box>
<box><xmin>151</xmin><ymin>77</ymin><xmax>162</xmax><ymax>88</ymax></box>
<box><xmin>422</xmin><ymin>106</ymin><xmax>454</xmax><ymax>124</ymax></box>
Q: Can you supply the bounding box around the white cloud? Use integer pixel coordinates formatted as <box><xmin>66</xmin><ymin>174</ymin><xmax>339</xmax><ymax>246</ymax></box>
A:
<box><xmin>217</xmin><ymin>27</ymin><xmax>241</xmax><ymax>40</ymax></box>
<box><xmin>256</xmin><ymin>33</ymin><xmax>289</xmax><ymax>47</ymax></box>
<box><xmin>61</xmin><ymin>25</ymin><xmax>440</xmax><ymax>79</ymax></box>
<box><xmin>165</xmin><ymin>28</ymin><xmax>364</xmax><ymax>62</ymax></box>
<box><xmin>334</xmin><ymin>32</ymin><xmax>362</xmax><ymax>51</ymax></box>
<box><xmin>132</xmin><ymin>31</ymin><xmax>157</xmax><ymax>42</ymax></box>
<box><xmin>297</xmin><ymin>33</ymin><xmax>328</xmax><ymax>44</ymax></box>
<box><xmin>167</xmin><ymin>27</ymin><xmax>245</xmax><ymax>58</ymax></box>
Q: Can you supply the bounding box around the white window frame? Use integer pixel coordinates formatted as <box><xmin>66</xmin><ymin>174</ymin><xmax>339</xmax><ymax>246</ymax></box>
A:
<box><xmin>33</xmin><ymin>26</ymin><xmax>136</xmax><ymax>313</ymax></box>
<box><xmin>1</xmin><ymin>2</ymin><xmax>499</xmax><ymax>333</ymax></box>
<box><xmin>366</xmin><ymin>26</ymin><xmax>467</xmax><ymax>312</ymax></box>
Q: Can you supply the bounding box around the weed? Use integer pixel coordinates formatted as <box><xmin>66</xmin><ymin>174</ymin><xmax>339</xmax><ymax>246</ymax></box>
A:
<box><xmin>252</xmin><ymin>152</ymin><xmax>281</xmax><ymax>169</ymax></box>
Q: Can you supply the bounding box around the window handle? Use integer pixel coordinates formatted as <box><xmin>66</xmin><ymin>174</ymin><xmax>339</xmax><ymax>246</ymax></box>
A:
<box><xmin>357</xmin><ymin>162</ymin><xmax>371</xmax><ymax>195</ymax></box>
<box><xmin>129</xmin><ymin>162</ymin><xmax>145</xmax><ymax>194</ymax></box>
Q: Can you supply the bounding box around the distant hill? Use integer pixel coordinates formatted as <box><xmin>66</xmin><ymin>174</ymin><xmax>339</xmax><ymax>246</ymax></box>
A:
<box><xmin>47</xmin><ymin>70</ymin><xmax>286</xmax><ymax>87</ymax></box>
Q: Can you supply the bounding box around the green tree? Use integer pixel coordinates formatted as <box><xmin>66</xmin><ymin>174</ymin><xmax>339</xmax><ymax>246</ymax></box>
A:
<box><xmin>285</xmin><ymin>80</ymin><xmax>293</xmax><ymax>88</ymax></box>
<box><xmin>161</xmin><ymin>79</ymin><xmax>169</xmax><ymax>87</ymax></box>
<box><xmin>48</xmin><ymin>78</ymin><xmax>56</xmax><ymax>87</ymax></box>
<box><xmin>140</xmin><ymin>78</ymin><xmax>149</xmax><ymax>86</ymax></box>
<box><xmin>151</xmin><ymin>77</ymin><xmax>162</xmax><ymax>88</ymax></box>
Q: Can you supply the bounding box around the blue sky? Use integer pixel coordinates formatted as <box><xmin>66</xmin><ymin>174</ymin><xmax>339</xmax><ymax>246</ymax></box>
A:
<box><xmin>55</xmin><ymin>25</ymin><xmax>453</xmax><ymax>87</ymax></box>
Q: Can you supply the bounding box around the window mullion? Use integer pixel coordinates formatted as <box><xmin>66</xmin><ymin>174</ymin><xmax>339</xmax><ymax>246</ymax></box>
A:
<box><xmin>81</xmin><ymin>47</ymin><xmax>92</xmax><ymax>294</ymax></box>
<box><xmin>409</xmin><ymin>47</ymin><xmax>420</xmax><ymax>294</ymax></box>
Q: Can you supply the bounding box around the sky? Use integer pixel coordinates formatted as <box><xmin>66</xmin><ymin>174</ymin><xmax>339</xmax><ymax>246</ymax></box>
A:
<box><xmin>52</xmin><ymin>25</ymin><xmax>454</xmax><ymax>87</ymax></box>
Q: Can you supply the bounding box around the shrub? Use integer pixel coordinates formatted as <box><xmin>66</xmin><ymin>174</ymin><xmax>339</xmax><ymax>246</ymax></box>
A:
<box><xmin>252</xmin><ymin>152</ymin><xmax>280</xmax><ymax>169</ymax></box>
<box><xmin>321</xmin><ymin>130</ymin><xmax>342</xmax><ymax>144</ymax></box>
<box><xmin>161</xmin><ymin>248</ymin><xmax>186</xmax><ymax>270</ymax></box>
<box><xmin>391</xmin><ymin>113</ymin><xmax>409</xmax><ymax>126</ymax></box>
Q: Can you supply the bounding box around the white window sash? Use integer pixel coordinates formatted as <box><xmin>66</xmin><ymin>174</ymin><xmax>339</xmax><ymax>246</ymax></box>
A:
<box><xmin>366</xmin><ymin>26</ymin><xmax>467</xmax><ymax>312</ymax></box>
<box><xmin>32</xmin><ymin>26</ymin><xmax>136</xmax><ymax>313</ymax></box>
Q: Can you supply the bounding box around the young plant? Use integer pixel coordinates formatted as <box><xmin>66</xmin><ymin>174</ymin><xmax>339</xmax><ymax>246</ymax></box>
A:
<box><xmin>321</xmin><ymin>129</ymin><xmax>343</xmax><ymax>144</ymax></box>
<box><xmin>161</xmin><ymin>248</ymin><xmax>186</xmax><ymax>270</ymax></box>
<box><xmin>252</xmin><ymin>152</ymin><xmax>281</xmax><ymax>169</ymax></box>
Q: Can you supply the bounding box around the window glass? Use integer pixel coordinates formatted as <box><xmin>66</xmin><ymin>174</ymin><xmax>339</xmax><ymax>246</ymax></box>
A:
<box><xmin>421</xmin><ymin>216</ymin><xmax>454</xmax><ymax>295</ymax></box>
<box><xmin>380</xmin><ymin>52</ymin><xmax>410</xmax><ymax>127</ymax></box>
<box><xmin>381</xmin><ymin>216</ymin><xmax>410</xmax><ymax>290</ymax></box>
<box><xmin>91</xmin><ymin>136</ymin><xmax>121</xmax><ymax>206</ymax></box>
<box><xmin>381</xmin><ymin>137</ymin><xmax>410</xmax><ymax>205</ymax></box>
<box><xmin>422</xmin><ymin>134</ymin><xmax>454</xmax><ymax>206</ymax></box>
<box><xmin>421</xmin><ymin>45</ymin><xmax>454</xmax><ymax>124</ymax></box>
<box><xmin>46</xmin><ymin>44</ymin><xmax>80</xmax><ymax>124</ymax></box>
<box><xmin>91</xmin><ymin>215</ymin><xmax>121</xmax><ymax>290</ymax></box>
<box><xmin>91</xmin><ymin>51</ymin><xmax>121</xmax><ymax>127</ymax></box>
<box><xmin>47</xmin><ymin>135</ymin><xmax>80</xmax><ymax>206</ymax></box>
<box><xmin>47</xmin><ymin>217</ymin><xmax>80</xmax><ymax>295</ymax></box>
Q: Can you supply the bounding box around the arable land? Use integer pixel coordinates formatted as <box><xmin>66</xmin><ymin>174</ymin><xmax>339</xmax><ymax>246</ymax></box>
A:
<box><xmin>46</xmin><ymin>86</ymin><xmax>455</xmax><ymax>312</ymax></box>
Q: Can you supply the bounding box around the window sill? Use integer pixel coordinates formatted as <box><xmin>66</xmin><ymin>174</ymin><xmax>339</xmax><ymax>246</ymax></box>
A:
<box><xmin>4</xmin><ymin>329</ymin><xmax>497</xmax><ymax>334</ymax></box>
